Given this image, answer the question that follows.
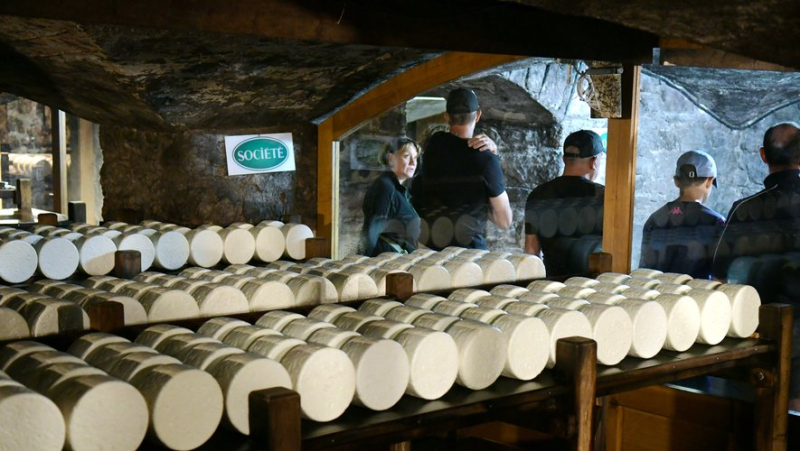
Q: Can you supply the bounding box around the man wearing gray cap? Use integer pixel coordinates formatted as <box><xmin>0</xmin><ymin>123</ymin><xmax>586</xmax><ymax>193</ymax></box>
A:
<box><xmin>639</xmin><ymin>150</ymin><xmax>724</xmax><ymax>279</ymax></box>
<box><xmin>411</xmin><ymin>88</ymin><xmax>512</xmax><ymax>250</ymax></box>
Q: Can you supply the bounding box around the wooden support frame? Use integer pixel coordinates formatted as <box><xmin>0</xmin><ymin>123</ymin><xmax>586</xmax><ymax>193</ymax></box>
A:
<box><xmin>51</xmin><ymin>108</ymin><xmax>68</xmax><ymax>214</ymax></box>
<box><xmin>602</xmin><ymin>65</ymin><xmax>641</xmax><ymax>273</ymax></box>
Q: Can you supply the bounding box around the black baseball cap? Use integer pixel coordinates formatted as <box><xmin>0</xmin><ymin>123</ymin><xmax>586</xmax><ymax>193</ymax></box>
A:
<box><xmin>563</xmin><ymin>130</ymin><xmax>605</xmax><ymax>158</ymax></box>
<box><xmin>446</xmin><ymin>88</ymin><xmax>480</xmax><ymax>114</ymax></box>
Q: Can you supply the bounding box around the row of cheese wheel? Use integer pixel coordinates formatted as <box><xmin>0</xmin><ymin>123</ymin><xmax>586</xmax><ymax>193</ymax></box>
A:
<box><xmin>0</xmin><ymin>219</ymin><xmax>314</xmax><ymax>283</ymax></box>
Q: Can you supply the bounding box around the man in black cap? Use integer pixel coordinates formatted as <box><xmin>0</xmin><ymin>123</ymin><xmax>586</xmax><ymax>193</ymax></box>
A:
<box><xmin>524</xmin><ymin>130</ymin><xmax>605</xmax><ymax>276</ymax></box>
<box><xmin>410</xmin><ymin>88</ymin><xmax>512</xmax><ymax>250</ymax></box>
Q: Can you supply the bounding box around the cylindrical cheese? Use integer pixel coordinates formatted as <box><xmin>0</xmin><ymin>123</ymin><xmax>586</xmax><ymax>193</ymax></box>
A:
<box><xmin>526</xmin><ymin>280</ymin><xmax>566</xmax><ymax>293</ymax></box>
<box><xmin>0</xmin><ymin>307</ymin><xmax>30</xmax><ymax>341</ymax></box>
<box><xmin>221</xmin><ymin>326</ymin><xmax>281</xmax><ymax>350</ymax></box>
<box><xmin>556</xmin><ymin>286</ymin><xmax>597</xmax><ymax>299</ymax></box>
<box><xmin>490</xmin><ymin>314</ymin><xmax>549</xmax><ymax>380</ymax></box>
<box><xmin>442</xmin><ymin>259</ymin><xmax>483</xmax><ymax>288</ymax></box>
<box><xmin>308</xmin><ymin>304</ymin><xmax>357</xmax><ymax>323</ymax></box>
<box><xmin>67</xmin><ymin>333</ymin><xmax>129</xmax><ymax>360</ymax></box>
<box><xmin>448</xmin><ymin>288</ymin><xmax>491</xmax><ymax>303</ymax></box>
<box><xmin>586</xmin><ymin>292</ymin><xmax>627</xmax><ymax>305</ymax></box>
<box><xmin>597</xmin><ymin>272</ymin><xmax>634</xmax><ymax>284</ymax></box>
<box><xmin>307</xmin><ymin>328</ymin><xmax>360</xmax><ymax>348</ymax></box>
<box><xmin>183</xmin><ymin>229</ymin><xmax>224</xmax><ymax>268</ymax></box>
<box><xmin>716</xmin><ymin>284</ymin><xmax>760</xmax><ymax>338</ymax></box>
<box><xmin>135</xmin><ymin>324</ymin><xmax>193</xmax><ymax>349</ymax></box>
<box><xmin>474</xmin><ymin>257</ymin><xmax>516</xmax><ymax>284</ymax></box>
<box><xmin>218</xmin><ymin>227</ymin><xmax>256</xmax><ymax>265</ymax></box>
<box><xmin>653</xmin><ymin>294</ymin><xmax>701</xmax><ymax>352</ymax></box>
<box><xmin>358</xmin><ymin>299</ymin><xmax>403</xmax><ymax>317</ymax></box>
<box><xmin>149</xmin><ymin>231</ymin><xmax>191</xmax><ymax>270</ymax></box>
<box><xmin>250</xmin><ymin>225</ymin><xmax>286</xmax><ymax>263</ymax></box>
<box><xmin>689</xmin><ymin>289</ymin><xmax>733</xmax><ymax>345</ymax></box>
<box><xmin>113</xmin><ymin>233</ymin><xmax>156</xmax><ymax>271</ymax></box>
<box><xmin>178</xmin><ymin>342</ymin><xmax>245</xmax><ymax>371</ymax></box>
<box><xmin>614</xmin><ymin>299</ymin><xmax>667</xmax><ymax>359</ymax></box>
<box><xmin>629</xmin><ymin>268</ymin><xmax>663</xmax><ymax>279</ymax></box>
<box><xmin>339</xmin><ymin>337</ymin><xmax>409</xmax><ymax>410</ymax></box>
<box><xmin>443</xmin><ymin>320</ymin><xmax>506</xmax><ymax>390</ymax></box>
<box><xmin>656</xmin><ymin>283</ymin><xmax>692</xmax><ymax>295</ymax></box>
<box><xmin>404</xmin><ymin>293</ymin><xmax>448</xmax><ymax>310</ymax></box>
<box><xmin>0</xmin><ymin>384</ymin><xmax>65</xmax><ymax>451</ymax></box>
<box><xmin>238</xmin><ymin>279</ymin><xmax>295</xmax><ymax>311</ymax></box>
<box><xmin>255</xmin><ymin>311</ymin><xmax>304</xmax><ymax>331</ymax></box>
<box><xmin>281</xmin><ymin>223</ymin><xmax>314</xmax><ymax>260</ymax></box>
<box><xmin>33</xmin><ymin>237</ymin><xmax>80</xmax><ymax>281</ymax></box>
<box><xmin>0</xmin><ymin>240</ymin><xmax>38</xmax><ymax>283</ymax></box>
<box><xmin>489</xmin><ymin>285</ymin><xmax>529</xmax><ymax>299</ymax></box>
<box><xmin>532</xmin><ymin>308</ymin><xmax>593</xmax><ymax>368</ymax></box>
<box><xmin>282</xmin><ymin>318</ymin><xmax>337</xmax><ymax>340</ymax></box>
<box><xmin>391</xmin><ymin>328</ymin><xmax>458</xmax><ymax>400</ymax></box>
<box><xmin>197</xmin><ymin>318</ymin><xmax>251</xmax><ymax>340</ymax></box>
<box><xmin>475</xmin><ymin>295</ymin><xmax>518</xmax><ymax>310</ymax></box>
<box><xmin>72</xmin><ymin>235</ymin><xmax>117</xmax><ymax>276</ymax></box>
<box><xmin>575</xmin><ymin>303</ymin><xmax>633</xmax><ymax>366</ymax></box>
<box><xmin>506</xmin><ymin>254</ymin><xmax>546</xmax><ymax>280</ymax></box>
<box><xmin>657</xmin><ymin>272</ymin><xmax>693</xmax><ymax>285</ymax></box>
<box><xmin>247</xmin><ymin>336</ymin><xmax>305</xmax><ymax>361</ymax></box>
<box><xmin>432</xmin><ymin>300</ymin><xmax>478</xmax><ymax>317</ymax></box>
<box><xmin>279</xmin><ymin>345</ymin><xmax>355</xmax><ymax>421</ymax></box>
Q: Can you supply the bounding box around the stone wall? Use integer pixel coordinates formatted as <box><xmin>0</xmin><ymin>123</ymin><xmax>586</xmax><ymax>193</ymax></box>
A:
<box><xmin>631</xmin><ymin>70</ymin><xmax>800</xmax><ymax>267</ymax></box>
<box><xmin>99</xmin><ymin>124</ymin><xmax>317</xmax><ymax>228</ymax></box>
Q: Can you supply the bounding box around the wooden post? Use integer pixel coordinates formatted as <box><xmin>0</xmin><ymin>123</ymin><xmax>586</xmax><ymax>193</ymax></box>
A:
<box><xmin>37</xmin><ymin>212</ymin><xmax>58</xmax><ymax>226</ymax></box>
<box><xmin>304</xmin><ymin>237</ymin><xmax>330</xmax><ymax>259</ymax></box>
<box><xmin>68</xmin><ymin>201</ymin><xmax>87</xmax><ymax>223</ymax></box>
<box><xmin>249</xmin><ymin>387</ymin><xmax>301</xmax><ymax>451</ymax></box>
<box><xmin>87</xmin><ymin>301</ymin><xmax>125</xmax><ymax>332</ymax></box>
<box><xmin>15</xmin><ymin>178</ymin><xmax>33</xmax><ymax>222</ymax></box>
<box><xmin>602</xmin><ymin>65</ymin><xmax>641</xmax><ymax>273</ymax></box>
<box><xmin>752</xmin><ymin>304</ymin><xmax>792</xmax><ymax>451</ymax></box>
<box><xmin>588</xmin><ymin>252</ymin><xmax>613</xmax><ymax>278</ymax></box>
<box><xmin>554</xmin><ymin>337</ymin><xmax>597</xmax><ymax>451</ymax></box>
<box><xmin>317</xmin><ymin>120</ymin><xmax>334</xmax><ymax>255</ymax></box>
<box><xmin>114</xmin><ymin>250</ymin><xmax>142</xmax><ymax>279</ymax></box>
<box><xmin>385</xmin><ymin>272</ymin><xmax>414</xmax><ymax>301</ymax></box>
<box><xmin>51</xmin><ymin>108</ymin><xmax>68</xmax><ymax>214</ymax></box>
<box><xmin>70</xmin><ymin>118</ymin><xmax>97</xmax><ymax>224</ymax></box>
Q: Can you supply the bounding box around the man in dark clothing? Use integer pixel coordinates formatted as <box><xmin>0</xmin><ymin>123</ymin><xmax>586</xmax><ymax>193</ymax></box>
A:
<box><xmin>712</xmin><ymin>123</ymin><xmax>800</xmax><ymax>412</ymax></box>
<box><xmin>411</xmin><ymin>88</ymin><xmax>512</xmax><ymax>250</ymax></box>
<box><xmin>640</xmin><ymin>150</ymin><xmax>725</xmax><ymax>279</ymax></box>
<box><xmin>524</xmin><ymin>130</ymin><xmax>605</xmax><ymax>276</ymax></box>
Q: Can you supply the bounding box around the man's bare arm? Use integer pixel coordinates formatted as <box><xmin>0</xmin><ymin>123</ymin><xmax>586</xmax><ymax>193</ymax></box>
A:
<box><xmin>525</xmin><ymin>234</ymin><xmax>542</xmax><ymax>257</ymax></box>
<box><xmin>488</xmin><ymin>191</ymin><xmax>512</xmax><ymax>230</ymax></box>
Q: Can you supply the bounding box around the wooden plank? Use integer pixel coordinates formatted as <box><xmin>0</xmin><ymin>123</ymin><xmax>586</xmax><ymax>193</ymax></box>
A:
<box><xmin>248</xmin><ymin>387</ymin><xmax>301</xmax><ymax>451</ymax></box>
<box><xmin>51</xmin><ymin>109</ymin><xmax>67</xmax><ymax>214</ymax></box>
<box><xmin>602</xmin><ymin>65</ymin><xmax>641</xmax><ymax>273</ymax></box>
<box><xmin>86</xmin><ymin>301</ymin><xmax>125</xmax><ymax>333</ymax></box>
<box><xmin>304</xmin><ymin>237</ymin><xmax>330</xmax><ymax>259</ymax></box>
<box><xmin>753</xmin><ymin>304</ymin><xmax>792</xmax><ymax>451</ymax></box>
<box><xmin>658</xmin><ymin>38</ymin><xmax>793</xmax><ymax>72</ymax></box>
<box><xmin>554</xmin><ymin>337</ymin><xmax>596</xmax><ymax>451</ymax></box>
<box><xmin>385</xmin><ymin>272</ymin><xmax>414</xmax><ymax>302</ymax></box>
<box><xmin>15</xmin><ymin>178</ymin><xmax>33</xmax><ymax>222</ymax></box>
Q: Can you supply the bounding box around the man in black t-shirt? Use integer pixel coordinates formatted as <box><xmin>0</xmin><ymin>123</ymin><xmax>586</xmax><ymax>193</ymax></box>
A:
<box><xmin>640</xmin><ymin>150</ymin><xmax>725</xmax><ymax>279</ymax></box>
<box><xmin>524</xmin><ymin>130</ymin><xmax>605</xmax><ymax>276</ymax></box>
<box><xmin>411</xmin><ymin>88</ymin><xmax>512</xmax><ymax>250</ymax></box>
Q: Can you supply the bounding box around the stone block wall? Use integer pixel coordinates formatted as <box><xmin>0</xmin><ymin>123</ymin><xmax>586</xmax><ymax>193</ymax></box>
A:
<box><xmin>99</xmin><ymin>124</ymin><xmax>317</xmax><ymax>228</ymax></box>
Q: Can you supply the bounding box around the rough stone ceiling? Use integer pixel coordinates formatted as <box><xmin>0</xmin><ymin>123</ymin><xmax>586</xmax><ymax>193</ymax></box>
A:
<box><xmin>0</xmin><ymin>0</ymin><xmax>798</xmax><ymax>132</ymax></box>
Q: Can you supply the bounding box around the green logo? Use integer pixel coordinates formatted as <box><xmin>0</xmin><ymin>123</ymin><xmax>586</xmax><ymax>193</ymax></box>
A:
<box><xmin>232</xmin><ymin>137</ymin><xmax>290</xmax><ymax>170</ymax></box>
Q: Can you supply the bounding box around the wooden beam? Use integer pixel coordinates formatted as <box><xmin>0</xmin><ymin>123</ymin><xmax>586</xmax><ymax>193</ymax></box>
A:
<box><xmin>72</xmin><ymin>118</ymin><xmax>97</xmax><ymax>223</ymax></box>
<box><xmin>316</xmin><ymin>119</ymin><xmax>334</xmax><ymax>253</ymax></box>
<box><xmin>602</xmin><ymin>65</ymin><xmax>641</xmax><ymax>273</ymax></box>
<box><xmin>51</xmin><ymin>108</ymin><xmax>67</xmax><ymax>213</ymax></box>
<box><xmin>658</xmin><ymin>39</ymin><xmax>792</xmax><ymax>72</ymax></box>
<box><xmin>0</xmin><ymin>0</ymin><xmax>658</xmax><ymax>63</ymax></box>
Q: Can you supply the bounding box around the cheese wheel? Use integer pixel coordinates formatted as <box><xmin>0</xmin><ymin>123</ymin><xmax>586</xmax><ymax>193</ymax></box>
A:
<box><xmin>533</xmin><ymin>307</ymin><xmax>593</xmax><ymax>368</ymax></box>
<box><xmin>0</xmin><ymin>384</ymin><xmax>65</xmax><ymax>451</ymax></box>
<box><xmin>45</xmin><ymin>374</ymin><xmax>148</xmax><ymax>451</ymax></box>
<box><xmin>448</xmin><ymin>288</ymin><xmax>491</xmax><ymax>303</ymax></box>
<box><xmin>412</xmin><ymin>313</ymin><xmax>462</xmax><ymax>331</ymax></box>
<box><xmin>129</xmin><ymin>364</ymin><xmax>223</xmax><ymax>450</ymax></box>
<box><xmin>249</xmin><ymin>225</ymin><xmax>286</xmax><ymax>263</ymax></box>
<box><xmin>0</xmin><ymin>341</ymin><xmax>54</xmax><ymax>370</ymax></box>
<box><xmin>81</xmin><ymin>275</ymin><xmax>117</xmax><ymax>289</ymax></box>
<box><xmin>163</xmin><ymin>278</ymin><xmax>205</xmax><ymax>292</ymax></box>
<box><xmin>184</xmin><ymin>229</ymin><xmax>225</xmax><ymax>268</ymax></box>
<box><xmin>716</xmin><ymin>284</ymin><xmax>760</xmax><ymax>338</ymax></box>
<box><xmin>685</xmin><ymin>279</ymin><xmax>722</xmax><ymax>290</ymax></box>
<box><xmin>391</xmin><ymin>328</ymin><xmax>458</xmax><ymax>400</ymax></box>
<box><xmin>205</xmin><ymin>353</ymin><xmax>292</xmax><ymax>434</ymax></box>
<box><xmin>656</xmin><ymin>283</ymin><xmax>692</xmax><ymax>295</ymax></box>
<box><xmin>0</xmin><ymin>240</ymin><xmax>38</xmax><ymax>283</ymax></box>
<box><xmin>385</xmin><ymin>305</ymin><xmax>431</xmax><ymax>323</ymax></box>
<box><xmin>557</xmin><ymin>286</ymin><xmax>597</xmax><ymax>299</ymax></box>
<box><xmin>0</xmin><ymin>292</ymin><xmax>46</xmax><ymax>313</ymax></box>
<box><xmin>475</xmin><ymin>295</ymin><xmax>518</xmax><ymax>310</ymax></box>
<box><xmin>221</xmin><ymin>264</ymin><xmax>253</xmax><ymax>275</ymax></box>
<box><xmin>332</xmin><ymin>312</ymin><xmax>382</xmax><ymax>333</ymax></box>
<box><xmin>135</xmin><ymin>324</ymin><xmax>193</xmax><ymax>348</ymax></box>
<box><xmin>134</xmin><ymin>271</ymin><xmax>165</xmax><ymax>283</ymax></box>
<box><xmin>358</xmin><ymin>299</ymin><xmax>403</xmax><ymax>317</ymax></box>
<box><xmin>308</xmin><ymin>304</ymin><xmax>357</xmax><ymax>323</ymax></box>
<box><xmin>100</xmin><ymin>278</ymin><xmax>138</xmax><ymax>293</ymax></box>
<box><xmin>459</xmin><ymin>306</ymin><xmax>506</xmax><ymax>323</ymax></box>
<box><xmin>149</xmin><ymin>231</ymin><xmax>191</xmax><ymax>270</ymax></box>
<box><xmin>27</xmin><ymin>362</ymin><xmax>106</xmax><ymax>394</ymax></box>
<box><xmin>544</xmin><ymin>297</ymin><xmax>591</xmax><ymax>310</ymax></box>
<box><xmin>490</xmin><ymin>314</ymin><xmax>549</xmax><ymax>380</ymax></box>
<box><xmin>586</xmin><ymin>292</ymin><xmax>627</xmax><ymax>305</ymax></box>
<box><xmin>474</xmin><ymin>257</ymin><xmax>516</xmax><ymax>284</ymax></box>
<box><xmin>44</xmin><ymin>283</ymin><xmax>84</xmax><ymax>298</ymax></box>
<box><xmin>653</xmin><ymin>294</ymin><xmax>701</xmax><ymax>352</ymax></box>
<box><xmin>179</xmin><ymin>267</ymin><xmax>213</xmax><ymax>279</ymax></box>
<box><xmin>105</xmin><ymin>222</ymin><xmax>128</xmax><ymax>230</ymax></box>
<box><xmin>109</xmin><ymin>352</ymin><xmax>181</xmax><ymax>381</ymax></box>
<box><xmin>441</xmin><ymin>246</ymin><xmax>468</xmax><ymax>256</ymax></box>
<box><xmin>407</xmin><ymin>264</ymin><xmax>451</xmax><ymax>291</ymax></box>
<box><xmin>657</xmin><ymin>272</ymin><xmax>693</xmax><ymax>284</ymax></box>
<box><xmin>503</xmin><ymin>301</ymin><xmax>550</xmax><ymax>317</ymax></box>
<box><xmin>489</xmin><ymin>285</ymin><xmax>529</xmax><ymax>298</ymax></box>
<box><xmin>251</xmin><ymin>267</ymin><xmax>286</xmax><ymax>279</ymax></box>
<box><xmin>0</xmin><ymin>307</ymin><xmax>29</xmax><ymax>340</ymax></box>
<box><xmin>5</xmin><ymin>351</ymin><xmax>86</xmax><ymax>383</ymax></box>
<box><xmin>25</xmin><ymin>299</ymin><xmax>89</xmax><ymax>336</ymax></box>
<box><xmin>592</xmin><ymin>283</ymin><xmax>630</xmax><ymax>294</ymax></box>
<box><xmin>622</xmin><ymin>287</ymin><xmax>661</xmax><ymax>300</ymax></box>
<box><xmin>267</xmin><ymin>261</ymin><xmax>295</xmax><ymax>271</ymax></box>
<box><xmin>114</xmin><ymin>233</ymin><xmax>156</xmax><ymax>271</ymax></box>
<box><xmin>282</xmin><ymin>318</ymin><xmax>337</xmax><ymax>340</ymax></box>
<box><xmin>410</xmin><ymin>248</ymin><xmax>436</xmax><ymax>258</ymax></box>
<box><xmin>506</xmin><ymin>254</ymin><xmax>546</xmax><ymax>280</ymax></box>
<box><xmin>629</xmin><ymin>268</ymin><xmax>663</xmax><ymax>279</ymax></box>
<box><xmin>380</xmin><ymin>260</ymin><xmax>413</xmax><ymax>272</ymax></box>
<box><xmin>404</xmin><ymin>293</ymin><xmax>448</xmax><ymax>310</ymax></box>
<box><xmin>247</xmin><ymin>336</ymin><xmax>305</xmax><ymax>361</ymax></box>
<box><xmin>429</xmin><ymin>216</ymin><xmax>454</xmax><ymax>249</ymax></box>
<box><xmin>68</xmin><ymin>333</ymin><xmax>129</xmax><ymax>360</ymax></box>
<box><xmin>576</xmin><ymin>303</ymin><xmax>633</xmax><ymax>365</ymax></box>
<box><xmin>287</xmin><ymin>263</ymin><xmax>316</xmax><ymax>274</ymax></box>
<box><xmin>340</xmin><ymin>337</ymin><xmax>409</xmax><ymax>410</ymax></box>
<box><xmin>136</xmin><ymin>288</ymin><xmax>200</xmax><ymax>321</ymax></box>
<box><xmin>218</xmin><ymin>228</ymin><xmax>256</xmax><ymax>265</ymax></box>
<box><xmin>442</xmin><ymin>259</ymin><xmax>483</xmax><ymax>288</ymax></box>
<box><xmin>358</xmin><ymin>320</ymin><xmax>414</xmax><ymax>340</ymax></box>
<box><xmin>197</xmin><ymin>224</ymin><xmax>223</xmax><ymax>232</ymax></box>
<box><xmin>526</xmin><ymin>280</ymin><xmax>566</xmax><ymax>293</ymax></box>
<box><xmin>444</xmin><ymin>320</ymin><xmax>506</xmax><ymax>390</ymax></box>
<box><xmin>286</xmin><ymin>275</ymin><xmax>338</xmax><ymax>306</ymax></box>
<box><xmin>72</xmin><ymin>235</ymin><xmax>117</xmax><ymax>276</ymax></box>
<box><xmin>324</xmin><ymin>261</ymin><xmax>355</xmax><ymax>271</ymax></box>
<box><xmin>281</xmin><ymin>223</ymin><xmax>314</xmax><ymax>260</ymax></box>
<box><xmin>689</xmin><ymin>289</ymin><xmax>733</xmax><ymax>345</ymax></box>
<box><xmin>188</xmin><ymin>283</ymin><xmax>250</xmax><ymax>316</ymax></box>
<box><xmin>627</xmin><ymin>277</ymin><xmax>662</xmax><ymax>289</ymax></box>
<box><xmin>614</xmin><ymin>299</ymin><xmax>668</xmax><ymax>358</ymax></box>
<box><xmin>238</xmin><ymin>279</ymin><xmax>295</xmax><ymax>310</ymax></box>
<box><xmin>325</xmin><ymin>272</ymin><xmax>379</xmax><ymax>302</ymax></box>
<box><xmin>156</xmin><ymin>334</ymin><xmax>219</xmax><ymax>356</ymax></box>
<box><xmin>255</xmin><ymin>311</ymin><xmax>304</xmax><ymax>331</ymax></box>
<box><xmin>432</xmin><ymin>300</ymin><xmax>478</xmax><ymax>317</ymax></box>
<box><xmin>597</xmin><ymin>272</ymin><xmax>633</xmax><ymax>284</ymax></box>
<box><xmin>459</xmin><ymin>248</ymin><xmax>489</xmax><ymax>259</ymax></box>
<box><xmin>564</xmin><ymin>277</ymin><xmax>600</xmax><ymax>288</ymax></box>
<box><xmin>217</xmin><ymin>274</ymin><xmax>256</xmax><ymax>288</ymax></box>
<box><xmin>179</xmin><ymin>342</ymin><xmax>245</xmax><ymax>371</ymax></box>
<box><xmin>279</xmin><ymin>344</ymin><xmax>356</xmax><ymax>421</ymax></box>
<box><xmin>197</xmin><ymin>318</ymin><xmax>251</xmax><ymax>340</ymax></box>
<box><xmin>85</xmin><ymin>343</ymin><xmax>157</xmax><ymax>372</ymax></box>
<box><xmin>30</xmin><ymin>279</ymin><xmax>65</xmax><ymax>294</ymax></box>
<box><xmin>307</xmin><ymin>328</ymin><xmax>360</xmax><ymax>348</ymax></box>
<box><xmin>306</xmin><ymin>257</ymin><xmax>332</xmax><ymax>266</ymax></box>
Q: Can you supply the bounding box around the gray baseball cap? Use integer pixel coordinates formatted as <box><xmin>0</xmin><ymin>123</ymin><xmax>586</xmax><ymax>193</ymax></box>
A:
<box><xmin>675</xmin><ymin>150</ymin><xmax>718</xmax><ymax>187</ymax></box>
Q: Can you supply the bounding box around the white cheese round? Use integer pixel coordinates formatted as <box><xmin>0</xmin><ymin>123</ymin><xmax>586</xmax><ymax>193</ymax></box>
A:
<box><xmin>0</xmin><ymin>384</ymin><xmax>65</xmax><ymax>451</ymax></box>
<box><xmin>326</xmin><ymin>272</ymin><xmax>379</xmax><ymax>302</ymax></box>
<box><xmin>108</xmin><ymin>352</ymin><xmax>181</xmax><ymax>381</ymax></box>
<box><xmin>0</xmin><ymin>240</ymin><xmax>38</xmax><ymax>283</ymax></box>
<box><xmin>135</xmin><ymin>287</ymin><xmax>200</xmax><ymax>321</ymax></box>
<box><xmin>287</xmin><ymin>275</ymin><xmax>338</xmax><ymax>306</ymax></box>
<box><xmin>197</xmin><ymin>317</ymin><xmax>251</xmax><ymax>340</ymax></box>
<box><xmin>586</xmin><ymin>292</ymin><xmax>627</xmax><ymax>305</ymax></box>
<box><xmin>179</xmin><ymin>267</ymin><xmax>213</xmax><ymax>279</ymax></box>
<box><xmin>657</xmin><ymin>272</ymin><xmax>693</xmax><ymax>284</ymax></box>
<box><xmin>592</xmin><ymin>283</ymin><xmax>630</xmax><ymax>294</ymax></box>
<box><xmin>72</xmin><ymin>235</ymin><xmax>116</xmax><ymax>276</ymax></box>
<box><xmin>459</xmin><ymin>306</ymin><xmax>507</xmax><ymax>323</ymax></box>
<box><xmin>0</xmin><ymin>341</ymin><xmax>51</xmax><ymax>371</ymax></box>
<box><xmin>156</xmin><ymin>334</ymin><xmax>218</xmax><ymax>357</ymax></box>
<box><xmin>85</xmin><ymin>343</ymin><xmax>157</xmax><ymax>372</ymax></box>
<box><xmin>238</xmin><ymin>279</ymin><xmax>295</xmax><ymax>310</ymax></box>
<box><xmin>689</xmin><ymin>289</ymin><xmax>733</xmax><ymax>345</ymax></box>
<box><xmin>489</xmin><ymin>285</ymin><xmax>529</xmax><ymax>298</ymax></box>
<box><xmin>629</xmin><ymin>268</ymin><xmax>663</xmax><ymax>279</ymax></box>
<box><xmin>575</xmin><ymin>303</ymin><xmax>633</xmax><ymax>366</ymax></box>
<box><xmin>653</xmin><ymin>294</ymin><xmax>701</xmax><ymax>352</ymax></box>
<box><xmin>444</xmin><ymin>320</ymin><xmax>506</xmax><ymax>390</ymax></box>
<box><xmin>597</xmin><ymin>272</ymin><xmax>634</xmax><ymax>284</ymax></box>
<box><xmin>281</xmin><ymin>223</ymin><xmax>314</xmax><ymax>260</ymax></box>
<box><xmin>503</xmin><ymin>301</ymin><xmax>549</xmax><ymax>317</ymax></box>
<box><xmin>474</xmin><ymin>257</ymin><xmax>516</xmax><ymax>284</ymax></box>
<box><xmin>332</xmin><ymin>312</ymin><xmax>382</xmax><ymax>333</ymax></box>
<box><xmin>113</xmin><ymin>233</ymin><xmax>156</xmax><ymax>271</ymax></box>
<box><xmin>716</xmin><ymin>284</ymin><xmax>760</xmax><ymax>338</ymax></box>
<box><xmin>184</xmin><ymin>229</ymin><xmax>224</xmax><ymax>268</ymax></box>
<box><xmin>28</xmin><ymin>362</ymin><xmax>106</xmax><ymax>394</ymax></box>
<box><xmin>564</xmin><ymin>277</ymin><xmax>600</xmax><ymax>288</ymax></box>
<box><xmin>391</xmin><ymin>328</ymin><xmax>458</xmax><ymax>400</ymax></box>
<box><xmin>282</xmin><ymin>318</ymin><xmax>337</xmax><ymax>340</ymax></box>
<box><xmin>135</xmin><ymin>324</ymin><xmax>193</xmax><ymax>348</ymax></box>
<box><xmin>218</xmin><ymin>325</ymin><xmax>279</xmax><ymax>350</ymax></box>
<box><xmin>178</xmin><ymin>342</ymin><xmax>245</xmax><ymax>371</ymax></box>
<box><xmin>442</xmin><ymin>259</ymin><xmax>483</xmax><ymax>288</ymax></box>
<box><xmin>149</xmin><ymin>231</ymin><xmax>190</xmax><ymax>270</ymax></box>
<box><xmin>357</xmin><ymin>299</ymin><xmax>403</xmax><ymax>317</ymax></box>
<box><xmin>490</xmin><ymin>314</ymin><xmax>549</xmax><ymax>380</ymax></box>
<box><xmin>68</xmin><ymin>333</ymin><xmax>129</xmax><ymax>360</ymax></box>
<box><xmin>626</xmin><ymin>277</ymin><xmax>662</xmax><ymax>289</ymax></box>
<box><xmin>404</xmin><ymin>293</ymin><xmax>448</xmax><ymax>310</ymax></box>
<box><xmin>250</xmin><ymin>225</ymin><xmax>286</xmax><ymax>263</ymax></box>
<box><xmin>543</xmin><ymin>297</ymin><xmax>590</xmax><ymax>310</ymax></box>
<box><xmin>412</xmin><ymin>313</ymin><xmax>462</xmax><ymax>331</ymax></box>
<box><xmin>407</xmin><ymin>264</ymin><xmax>451</xmax><ymax>291</ymax></box>
<box><xmin>279</xmin><ymin>345</ymin><xmax>355</xmax><ymax>422</ymax></box>
<box><xmin>247</xmin><ymin>336</ymin><xmax>305</xmax><ymax>361</ymax></box>
<box><xmin>307</xmin><ymin>328</ymin><xmax>360</xmax><ymax>348</ymax></box>
<box><xmin>385</xmin><ymin>305</ymin><xmax>431</xmax><ymax>323</ymax></box>
<box><xmin>557</xmin><ymin>286</ymin><xmax>597</xmax><ymax>299</ymax></box>
<box><xmin>218</xmin><ymin>228</ymin><xmax>256</xmax><ymax>265</ymax></box>
<box><xmin>685</xmin><ymin>279</ymin><xmax>723</xmax><ymax>290</ymax></box>
<box><xmin>613</xmin><ymin>299</ymin><xmax>668</xmax><ymax>359</ymax></box>
<box><xmin>656</xmin><ymin>283</ymin><xmax>692</xmax><ymax>295</ymax></box>
<box><xmin>188</xmin><ymin>283</ymin><xmax>250</xmax><ymax>316</ymax></box>
<box><xmin>448</xmin><ymin>288</ymin><xmax>491</xmax><ymax>303</ymax></box>
<box><xmin>308</xmin><ymin>304</ymin><xmax>357</xmax><ymax>323</ymax></box>
<box><xmin>474</xmin><ymin>295</ymin><xmax>518</xmax><ymax>310</ymax></box>
<box><xmin>532</xmin><ymin>307</ymin><xmax>593</xmax><ymax>368</ymax></box>
<box><xmin>526</xmin><ymin>280</ymin><xmax>566</xmax><ymax>293</ymax></box>
<box><xmin>255</xmin><ymin>311</ymin><xmax>305</xmax><ymax>331</ymax></box>
<box><xmin>0</xmin><ymin>307</ymin><xmax>29</xmax><ymax>340</ymax></box>
<box><xmin>340</xmin><ymin>337</ymin><xmax>409</xmax><ymax>411</ymax></box>
<box><xmin>506</xmin><ymin>253</ymin><xmax>546</xmax><ymax>280</ymax></box>
<box><xmin>25</xmin><ymin>299</ymin><xmax>89</xmax><ymax>336</ymax></box>
<box><xmin>432</xmin><ymin>300</ymin><xmax>479</xmax><ymax>317</ymax></box>
<box><xmin>622</xmin><ymin>287</ymin><xmax>661</xmax><ymax>300</ymax></box>
<box><xmin>358</xmin><ymin>320</ymin><xmax>414</xmax><ymax>340</ymax></box>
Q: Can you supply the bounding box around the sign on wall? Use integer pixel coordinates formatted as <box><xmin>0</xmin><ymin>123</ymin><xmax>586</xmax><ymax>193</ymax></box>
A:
<box><xmin>224</xmin><ymin>133</ymin><xmax>296</xmax><ymax>176</ymax></box>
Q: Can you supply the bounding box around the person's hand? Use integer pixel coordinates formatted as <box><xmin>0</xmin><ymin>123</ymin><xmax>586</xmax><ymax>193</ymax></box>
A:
<box><xmin>467</xmin><ymin>134</ymin><xmax>497</xmax><ymax>155</ymax></box>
